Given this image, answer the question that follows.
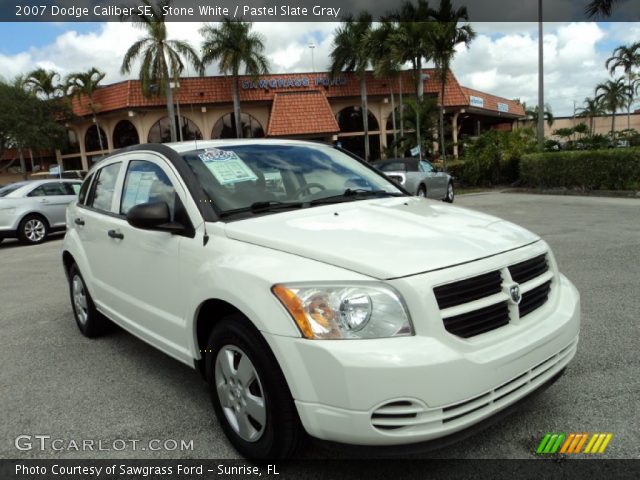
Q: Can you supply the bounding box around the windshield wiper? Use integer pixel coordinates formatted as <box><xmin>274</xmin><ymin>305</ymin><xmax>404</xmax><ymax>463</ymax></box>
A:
<box><xmin>309</xmin><ymin>189</ymin><xmax>405</xmax><ymax>206</ymax></box>
<box><xmin>219</xmin><ymin>201</ymin><xmax>304</xmax><ymax>218</ymax></box>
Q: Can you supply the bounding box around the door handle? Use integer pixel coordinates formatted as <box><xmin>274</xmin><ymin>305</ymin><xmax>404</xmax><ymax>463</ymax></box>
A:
<box><xmin>40</xmin><ymin>199</ymin><xmax>50</xmax><ymax>204</ymax></box>
<box><xmin>74</xmin><ymin>218</ymin><xmax>85</xmax><ymax>226</ymax></box>
<box><xmin>107</xmin><ymin>229</ymin><xmax>124</xmax><ymax>240</ymax></box>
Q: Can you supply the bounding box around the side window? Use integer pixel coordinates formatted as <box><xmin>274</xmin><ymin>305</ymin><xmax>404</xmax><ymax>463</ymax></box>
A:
<box><xmin>120</xmin><ymin>160</ymin><xmax>176</xmax><ymax>220</ymax></box>
<box><xmin>28</xmin><ymin>182</ymin><xmax>68</xmax><ymax>197</ymax></box>
<box><xmin>87</xmin><ymin>162</ymin><xmax>122</xmax><ymax>212</ymax></box>
<box><xmin>63</xmin><ymin>183</ymin><xmax>81</xmax><ymax>195</ymax></box>
<box><xmin>78</xmin><ymin>173</ymin><xmax>94</xmax><ymax>205</ymax></box>
<box><xmin>419</xmin><ymin>161</ymin><xmax>434</xmax><ymax>173</ymax></box>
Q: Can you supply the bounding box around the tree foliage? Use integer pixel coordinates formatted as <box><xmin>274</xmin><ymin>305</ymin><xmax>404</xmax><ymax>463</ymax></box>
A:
<box><xmin>200</xmin><ymin>19</ymin><xmax>268</xmax><ymax>139</ymax></box>
<box><xmin>461</xmin><ymin>128</ymin><xmax>537</xmax><ymax>186</ymax></box>
<box><xmin>0</xmin><ymin>80</ymin><xmax>66</xmax><ymax>159</ymax></box>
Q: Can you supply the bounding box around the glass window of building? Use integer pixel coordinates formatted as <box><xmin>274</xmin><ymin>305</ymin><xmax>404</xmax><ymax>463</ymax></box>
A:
<box><xmin>85</xmin><ymin>125</ymin><xmax>107</xmax><ymax>153</ymax></box>
<box><xmin>211</xmin><ymin>112</ymin><xmax>264</xmax><ymax>139</ymax></box>
<box><xmin>147</xmin><ymin>116</ymin><xmax>202</xmax><ymax>144</ymax></box>
<box><xmin>113</xmin><ymin>120</ymin><xmax>140</xmax><ymax>149</ymax></box>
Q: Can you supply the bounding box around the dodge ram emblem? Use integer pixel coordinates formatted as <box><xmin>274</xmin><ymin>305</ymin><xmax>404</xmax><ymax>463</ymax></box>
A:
<box><xmin>509</xmin><ymin>285</ymin><xmax>522</xmax><ymax>304</ymax></box>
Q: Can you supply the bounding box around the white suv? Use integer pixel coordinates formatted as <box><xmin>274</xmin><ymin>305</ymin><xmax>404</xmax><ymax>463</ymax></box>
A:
<box><xmin>62</xmin><ymin>140</ymin><xmax>580</xmax><ymax>459</ymax></box>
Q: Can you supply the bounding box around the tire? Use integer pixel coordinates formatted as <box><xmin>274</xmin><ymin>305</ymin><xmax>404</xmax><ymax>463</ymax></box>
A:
<box><xmin>205</xmin><ymin>314</ymin><xmax>304</xmax><ymax>459</ymax></box>
<box><xmin>444</xmin><ymin>182</ymin><xmax>455</xmax><ymax>203</ymax></box>
<box><xmin>68</xmin><ymin>264</ymin><xmax>110</xmax><ymax>337</ymax></box>
<box><xmin>417</xmin><ymin>185</ymin><xmax>427</xmax><ymax>198</ymax></box>
<box><xmin>18</xmin><ymin>214</ymin><xmax>48</xmax><ymax>245</ymax></box>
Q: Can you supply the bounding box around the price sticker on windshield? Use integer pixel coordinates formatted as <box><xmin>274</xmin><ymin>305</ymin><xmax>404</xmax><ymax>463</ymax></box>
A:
<box><xmin>199</xmin><ymin>148</ymin><xmax>258</xmax><ymax>185</ymax></box>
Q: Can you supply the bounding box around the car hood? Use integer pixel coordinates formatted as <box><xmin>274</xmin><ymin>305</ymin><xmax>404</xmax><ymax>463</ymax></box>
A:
<box><xmin>223</xmin><ymin>197</ymin><xmax>540</xmax><ymax>279</ymax></box>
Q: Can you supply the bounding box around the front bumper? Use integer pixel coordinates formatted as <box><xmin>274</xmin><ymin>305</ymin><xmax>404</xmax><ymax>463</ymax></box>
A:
<box><xmin>264</xmin><ymin>274</ymin><xmax>580</xmax><ymax>446</ymax></box>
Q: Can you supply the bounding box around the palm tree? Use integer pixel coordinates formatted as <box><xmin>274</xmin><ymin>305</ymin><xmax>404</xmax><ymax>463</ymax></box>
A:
<box><xmin>389</xmin><ymin>97</ymin><xmax>438</xmax><ymax>155</ymax></box>
<box><xmin>24</xmin><ymin>68</ymin><xmax>62</xmax><ymax>99</ymax></box>
<box><xmin>577</xmin><ymin>97</ymin><xmax>605</xmax><ymax>135</ymax></box>
<box><xmin>65</xmin><ymin>68</ymin><xmax>107</xmax><ymax>152</ymax></box>
<box><xmin>370</xmin><ymin>21</ymin><xmax>402</xmax><ymax>158</ymax></box>
<box><xmin>428</xmin><ymin>0</ymin><xmax>475</xmax><ymax>168</ymax></box>
<box><xmin>121</xmin><ymin>0</ymin><xmax>203</xmax><ymax>143</ymax></box>
<box><xmin>386</xmin><ymin>1</ymin><xmax>433</xmax><ymax>158</ymax></box>
<box><xmin>523</xmin><ymin>102</ymin><xmax>554</xmax><ymax>128</ymax></box>
<box><xmin>200</xmin><ymin>19</ymin><xmax>269</xmax><ymax>140</ymax></box>
<box><xmin>595</xmin><ymin>77</ymin><xmax>634</xmax><ymax>137</ymax></box>
<box><xmin>606</xmin><ymin>43</ymin><xmax>640</xmax><ymax>130</ymax></box>
<box><xmin>585</xmin><ymin>0</ymin><xmax>619</xmax><ymax>17</ymax></box>
<box><xmin>329</xmin><ymin>13</ymin><xmax>375</xmax><ymax>161</ymax></box>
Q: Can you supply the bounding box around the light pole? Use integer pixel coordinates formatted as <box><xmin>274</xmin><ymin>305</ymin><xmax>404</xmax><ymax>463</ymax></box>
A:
<box><xmin>537</xmin><ymin>0</ymin><xmax>545</xmax><ymax>148</ymax></box>
<box><xmin>308</xmin><ymin>42</ymin><xmax>316</xmax><ymax>72</ymax></box>
<box><xmin>170</xmin><ymin>81</ymin><xmax>183</xmax><ymax>142</ymax></box>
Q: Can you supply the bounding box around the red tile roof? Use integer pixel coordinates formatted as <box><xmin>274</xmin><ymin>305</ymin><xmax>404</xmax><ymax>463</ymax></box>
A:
<box><xmin>267</xmin><ymin>91</ymin><xmax>339</xmax><ymax>137</ymax></box>
<box><xmin>69</xmin><ymin>70</ymin><xmax>524</xmax><ymax>119</ymax></box>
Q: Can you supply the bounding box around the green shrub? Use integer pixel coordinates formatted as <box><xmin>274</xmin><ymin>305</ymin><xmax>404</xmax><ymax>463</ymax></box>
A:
<box><xmin>520</xmin><ymin>148</ymin><xmax>640</xmax><ymax>190</ymax></box>
<box><xmin>444</xmin><ymin>160</ymin><xmax>465</xmax><ymax>180</ymax></box>
<box><xmin>458</xmin><ymin>128</ymin><xmax>537</xmax><ymax>186</ymax></box>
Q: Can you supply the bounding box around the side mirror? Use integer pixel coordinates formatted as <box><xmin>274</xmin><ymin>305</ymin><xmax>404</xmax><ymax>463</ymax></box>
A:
<box><xmin>126</xmin><ymin>202</ymin><xmax>185</xmax><ymax>234</ymax></box>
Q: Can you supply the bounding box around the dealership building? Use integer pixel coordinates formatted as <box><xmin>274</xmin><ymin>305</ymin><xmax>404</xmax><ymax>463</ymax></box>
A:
<box><xmin>1</xmin><ymin>69</ymin><xmax>525</xmax><ymax>177</ymax></box>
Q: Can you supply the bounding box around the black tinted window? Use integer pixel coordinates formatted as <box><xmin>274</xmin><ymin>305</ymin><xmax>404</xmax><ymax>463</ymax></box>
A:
<box><xmin>87</xmin><ymin>163</ymin><xmax>121</xmax><ymax>212</ymax></box>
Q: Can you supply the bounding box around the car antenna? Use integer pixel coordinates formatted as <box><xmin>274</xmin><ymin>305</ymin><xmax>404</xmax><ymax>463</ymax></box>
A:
<box><xmin>185</xmin><ymin>63</ymin><xmax>208</xmax><ymax>246</ymax></box>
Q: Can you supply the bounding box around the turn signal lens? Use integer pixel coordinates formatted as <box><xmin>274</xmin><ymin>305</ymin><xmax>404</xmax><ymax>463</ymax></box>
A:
<box><xmin>272</xmin><ymin>285</ymin><xmax>314</xmax><ymax>339</ymax></box>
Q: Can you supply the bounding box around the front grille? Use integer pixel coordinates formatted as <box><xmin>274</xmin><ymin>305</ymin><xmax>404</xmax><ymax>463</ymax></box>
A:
<box><xmin>443</xmin><ymin>301</ymin><xmax>510</xmax><ymax>338</ymax></box>
<box><xmin>434</xmin><ymin>252</ymin><xmax>552</xmax><ymax>339</ymax></box>
<box><xmin>509</xmin><ymin>254</ymin><xmax>548</xmax><ymax>283</ymax></box>
<box><xmin>519</xmin><ymin>280</ymin><xmax>552</xmax><ymax>317</ymax></box>
<box><xmin>434</xmin><ymin>270</ymin><xmax>502</xmax><ymax>309</ymax></box>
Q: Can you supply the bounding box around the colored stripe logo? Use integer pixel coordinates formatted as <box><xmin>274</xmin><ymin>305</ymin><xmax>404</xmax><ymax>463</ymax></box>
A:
<box><xmin>536</xmin><ymin>433</ymin><xmax>613</xmax><ymax>454</ymax></box>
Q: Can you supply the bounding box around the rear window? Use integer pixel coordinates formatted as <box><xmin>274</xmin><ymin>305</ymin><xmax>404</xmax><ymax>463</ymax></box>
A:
<box><xmin>380</xmin><ymin>162</ymin><xmax>407</xmax><ymax>172</ymax></box>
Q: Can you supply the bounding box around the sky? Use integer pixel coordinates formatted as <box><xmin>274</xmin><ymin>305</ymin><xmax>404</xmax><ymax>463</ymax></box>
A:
<box><xmin>0</xmin><ymin>21</ymin><xmax>639</xmax><ymax>116</ymax></box>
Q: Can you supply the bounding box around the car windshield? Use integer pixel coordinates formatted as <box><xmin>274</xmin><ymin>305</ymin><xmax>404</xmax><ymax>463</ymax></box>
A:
<box><xmin>181</xmin><ymin>144</ymin><xmax>404</xmax><ymax>216</ymax></box>
<box><xmin>0</xmin><ymin>182</ymin><xmax>27</xmax><ymax>197</ymax></box>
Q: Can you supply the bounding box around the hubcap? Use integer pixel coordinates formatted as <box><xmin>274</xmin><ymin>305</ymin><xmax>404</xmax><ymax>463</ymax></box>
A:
<box><xmin>24</xmin><ymin>219</ymin><xmax>45</xmax><ymax>242</ymax></box>
<box><xmin>72</xmin><ymin>275</ymin><xmax>88</xmax><ymax>325</ymax></box>
<box><xmin>214</xmin><ymin>345</ymin><xmax>266</xmax><ymax>442</ymax></box>
<box><xmin>418</xmin><ymin>189</ymin><xmax>426</xmax><ymax>197</ymax></box>
<box><xmin>448</xmin><ymin>184</ymin><xmax>454</xmax><ymax>200</ymax></box>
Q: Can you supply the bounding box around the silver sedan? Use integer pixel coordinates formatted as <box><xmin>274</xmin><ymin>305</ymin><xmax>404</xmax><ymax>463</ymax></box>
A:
<box><xmin>376</xmin><ymin>158</ymin><xmax>455</xmax><ymax>202</ymax></box>
<box><xmin>0</xmin><ymin>179</ymin><xmax>81</xmax><ymax>245</ymax></box>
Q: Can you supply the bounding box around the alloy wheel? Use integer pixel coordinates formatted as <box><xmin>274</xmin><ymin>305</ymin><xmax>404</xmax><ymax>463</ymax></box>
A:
<box><xmin>215</xmin><ymin>345</ymin><xmax>267</xmax><ymax>442</ymax></box>
<box><xmin>72</xmin><ymin>275</ymin><xmax>89</xmax><ymax>325</ymax></box>
<box><xmin>24</xmin><ymin>219</ymin><xmax>46</xmax><ymax>242</ymax></box>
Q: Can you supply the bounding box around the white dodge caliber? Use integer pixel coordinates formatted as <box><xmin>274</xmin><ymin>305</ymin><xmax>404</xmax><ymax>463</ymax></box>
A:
<box><xmin>62</xmin><ymin>140</ymin><xmax>580</xmax><ymax>459</ymax></box>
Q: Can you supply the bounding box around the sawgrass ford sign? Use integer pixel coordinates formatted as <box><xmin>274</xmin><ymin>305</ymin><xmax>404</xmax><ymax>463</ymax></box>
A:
<box><xmin>242</xmin><ymin>75</ymin><xmax>348</xmax><ymax>89</ymax></box>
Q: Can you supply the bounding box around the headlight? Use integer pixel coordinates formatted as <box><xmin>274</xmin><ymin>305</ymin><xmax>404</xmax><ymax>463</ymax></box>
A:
<box><xmin>272</xmin><ymin>283</ymin><xmax>413</xmax><ymax>339</ymax></box>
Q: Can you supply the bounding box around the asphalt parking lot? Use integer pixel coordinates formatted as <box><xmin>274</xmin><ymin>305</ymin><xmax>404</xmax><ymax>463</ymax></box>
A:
<box><xmin>0</xmin><ymin>193</ymin><xmax>638</xmax><ymax>460</ymax></box>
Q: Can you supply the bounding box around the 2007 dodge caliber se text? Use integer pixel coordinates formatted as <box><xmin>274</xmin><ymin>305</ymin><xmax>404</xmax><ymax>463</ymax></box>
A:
<box><xmin>62</xmin><ymin>140</ymin><xmax>580</xmax><ymax>459</ymax></box>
